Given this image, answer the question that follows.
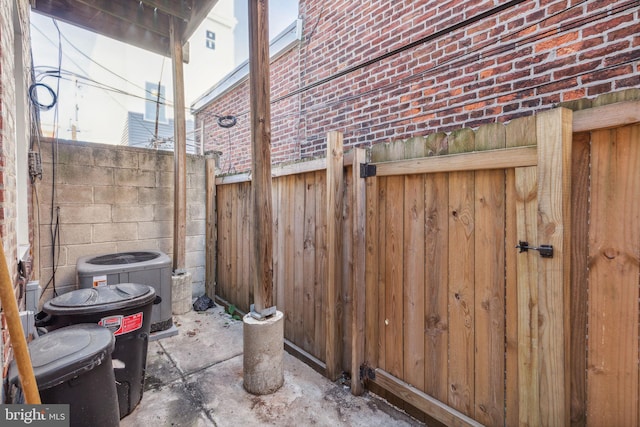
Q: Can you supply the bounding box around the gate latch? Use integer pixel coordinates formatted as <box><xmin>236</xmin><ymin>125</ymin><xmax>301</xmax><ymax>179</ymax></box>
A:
<box><xmin>516</xmin><ymin>241</ymin><xmax>554</xmax><ymax>258</ymax></box>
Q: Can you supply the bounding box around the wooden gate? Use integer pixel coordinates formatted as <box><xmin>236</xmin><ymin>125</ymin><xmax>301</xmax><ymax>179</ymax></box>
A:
<box><xmin>363</xmin><ymin>109</ymin><xmax>572</xmax><ymax>426</ymax></box>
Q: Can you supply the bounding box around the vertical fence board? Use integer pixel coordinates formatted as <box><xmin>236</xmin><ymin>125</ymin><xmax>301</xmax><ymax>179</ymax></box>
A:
<box><xmin>303</xmin><ymin>172</ymin><xmax>317</xmax><ymax>354</ymax></box>
<box><xmin>403</xmin><ymin>138</ymin><xmax>426</xmax><ymax>391</ymax></box>
<box><xmin>342</xmin><ymin>168</ymin><xmax>353</xmax><ymax>374</ymax></box>
<box><xmin>351</xmin><ymin>148</ymin><xmax>367</xmax><ymax>395</ymax></box>
<box><xmin>447</xmin><ymin>128</ymin><xmax>476</xmax><ymax>415</ymax></box>
<box><xmin>326</xmin><ymin>131</ymin><xmax>344</xmax><ymax>380</ymax></box>
<box><xmin>536</xmin><ymin>108</ymin><xmax>572</xmax><ymax>427</ymax></box>
<box><xmin>273</xmin><ymin>177</ymin><xmax>285</xmax><ymax>312</ymax></box>
<box><xmin>570</xmin><ymin>132</ymin><xmax>590</xmax><ymax>427</ymax></box>
<box><xmin>242</xmin><ymin>182</ymin><xmax>252</xmax><ymax>311</ymax></box>
<box><xmin>230</xmin><ymin>184</ymin><xmax>239</xmax><ymax>307</ymax></box>
<box><xmin>235</xmin><ymin>184</ymin><xmax>243</xmax><ymax>309</ymax></box>
<box><xmin>424</xmin><ymin>172</ymin><xmax>449</xmax><ymax>403</ymax></box>
<box><xmin>284</xmin><ymin>175</ymin><xmax>295</xmax><ymax>340</ymax></box>
<box><xmin>587</xmin><ymin>125</ymin><xmax>640</xmax><ymax>426</ymax></box>
<box><xmin>215</xmin><ymin>186</ymin><xmax>225</xmax><ymax>301</ymax></box>
<box><xmin>385</xmin><ymin>175</ymin><xmax>404</xmax><ymax>380</ymax></box>
<box><xmin>205</xmin><ymin>156</ymin><xmax>217</xmax><ymax>300</ymax></box>
<box><xmin>505</xmin><ymin>167</ymin><xmax>518</xmax><ymax>425</ymax></box>
<box><xmin>473</xmin><ymin>124</ymin><xmax>506</xmax><ymax>426</ymax></box>
<box><xmin>377</xmin><ymin>178</ymin><xmax>387</xmax><ymax>371</ymax></box>
<box><xmin>219</xmin><ymin>186</ymin><xmax>232</xmax><ymax>302</ymax></box>
<box><xmin>515</xmin><ymin>166</ymin><xmax>539</xmax><ymax>427</ymax></box>
<box><xmin>505</xmin><ymin>115</ymin><xmax>536</xmax><ymax>425</ymax></box>
<box><xmin>403</xmin><ymin>172</ymin><xmax>425</xmax><ymax>391</ymax></box>
<box><xmin>425</xmin><ymin>132</ymin><xmax>448</xmax><ymax>156</ymax></box>
<box><xmin>238</xmin><ymin>184</ymin><xmax>247</xmax><ymax>309</ymax></box>
<box><xmin>365</xmin><ymin>173</ymin><xmax>379</xmax><ymax>369</ymax></box>
<box><xmin>315</xmin><ymin>171</ymin><xmax>327</xmax><ymax>361</ymax></box>
<box><xmin>248</xmin><ymin>183</ymin><xmax>255</xmax><ymax>307</ymax></box>
<box><xmin>383</xmin><ymin>139</ymin><xmax>406</xmax><ymax>380</ymax></box>
<box><xmin>293</xmin><ymin>174</ymin><xmax>306</xmax><ymax>346</ymax></box>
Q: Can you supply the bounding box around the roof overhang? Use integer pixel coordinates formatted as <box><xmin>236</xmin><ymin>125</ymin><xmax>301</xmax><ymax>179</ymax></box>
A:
<box><xmin>30</xmin><ymin>0</ymin><xmax>218</xmax><ymax>56</ymax></box>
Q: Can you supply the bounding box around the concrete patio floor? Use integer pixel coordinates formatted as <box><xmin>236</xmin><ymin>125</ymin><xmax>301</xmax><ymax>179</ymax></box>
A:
<box><xmin>120</xmin><ymin>305</ymin><xmax>424</xmax><ymax>427</ymax></box>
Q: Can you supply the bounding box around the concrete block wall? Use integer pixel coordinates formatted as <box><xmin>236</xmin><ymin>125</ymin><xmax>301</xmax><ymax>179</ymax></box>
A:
<box><xmin>196</xmin><ymin>0</ymin><xmax>640</xmax><ymax>172</ymax></box>
<box><xmin>37</xmin><ymin>138</ymin><xmax>207</xmax><ymax>300</ymax></box>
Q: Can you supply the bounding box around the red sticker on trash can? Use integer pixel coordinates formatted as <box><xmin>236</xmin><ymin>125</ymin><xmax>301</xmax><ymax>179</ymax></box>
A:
<box><xmin>99</xmin><ymin>312</ymin><xmax>144</xmax><ymax>336</ymax></box>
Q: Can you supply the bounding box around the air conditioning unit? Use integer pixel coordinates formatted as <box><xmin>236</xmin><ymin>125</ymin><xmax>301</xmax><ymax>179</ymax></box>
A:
<box><xmin>77</xmin><ymin>251</ymin><xmax>173</xmax><ymax>336</ymax></box>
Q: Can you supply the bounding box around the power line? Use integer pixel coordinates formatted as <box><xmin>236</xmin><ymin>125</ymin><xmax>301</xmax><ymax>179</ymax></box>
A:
<box><xmin>298</xmin><ymin>0</ymin><xmax>626</xmax><ymax>116</ymax></box>
<box><xmin>210</xmin><ymin>0</ymin><xmax>638</xmax><ymax>145</ymax></box>
<box><xmin>272</xmin><ymin>0</ymin><xmax>529</xmax><ymax>105</ymax></box>
<box><xmin>231</xmin><ymin>0</ymin><xmax>636</xmax><ymax>122</ymax></box>
<box><xmin>33</xmin><ymin>21</ymin><xmax>170</xmax><ymax>103</ymax></box>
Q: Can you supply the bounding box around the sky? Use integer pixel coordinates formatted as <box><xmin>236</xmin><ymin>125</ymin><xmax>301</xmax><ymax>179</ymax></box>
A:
<box><xmin>30</xmin><ymin>0</ymin><xmax>298</xmax><ymax>144</ymax></box>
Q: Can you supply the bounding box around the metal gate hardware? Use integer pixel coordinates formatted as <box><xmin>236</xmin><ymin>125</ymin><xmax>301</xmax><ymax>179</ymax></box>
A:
<box><xmin>516</xmin><ymin>241</ymin><xmax>554</xmax><ymax>258</ymax></box>
<box><xmin>360</xmin><ymin>163</ymin><xmax>377</xmax><ymax>178</ymax></box>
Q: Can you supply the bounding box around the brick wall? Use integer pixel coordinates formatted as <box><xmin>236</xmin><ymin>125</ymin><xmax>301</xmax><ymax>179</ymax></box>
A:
<box><xmin>196</xmin><ymin>0</ymin><xmax>640</xmax><ymax>171</ymax></box>
<box><xmin>0</xmin><ymin>0</ymin><xmax>33</xmax><ymax>397</ymax></box>
<box><xmin>37</xmin><ymin>139</ymin><xmax>208</xmax><ymax>300</ymax></box>
<box><xmin>197</xmin><ymin>45</ymin><xmax>301</xmax><ymax>174</ymax></box>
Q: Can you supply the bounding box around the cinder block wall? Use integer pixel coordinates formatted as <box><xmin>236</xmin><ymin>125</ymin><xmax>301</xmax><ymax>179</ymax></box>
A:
<box><xmin>37</xmin><ymin>138</ymin><xmax>207</xmax><ymax>301</ymax></box>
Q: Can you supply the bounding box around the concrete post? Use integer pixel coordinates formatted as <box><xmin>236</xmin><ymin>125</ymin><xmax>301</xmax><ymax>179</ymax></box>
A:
<box><xmin>171</xmin><ymin>272</ymin><xmax>192</xmax><ymax>315</ymax></box>
<box><xmin>243</xmin><ymin>311</ymin><xmax>284</xmax><ymax>395</ymax></box>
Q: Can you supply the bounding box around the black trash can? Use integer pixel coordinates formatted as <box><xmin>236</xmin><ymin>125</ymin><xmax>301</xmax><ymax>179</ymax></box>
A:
<box><xmin>9</xmin><ymin>324</ymin><xmax>119</xmax><ymax>427</ymax></box>
<box><xmin>42</xmin><ymin>283</ymin><xmax>156</xmax><ymax>419</ymax></box>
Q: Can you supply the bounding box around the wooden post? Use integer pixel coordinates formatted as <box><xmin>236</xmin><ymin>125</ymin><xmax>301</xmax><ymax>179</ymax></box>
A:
<box><xmin>248</xmin><ymin>0</ymin><xmax>274</xmax><ymax>313</ymax></box>
<box><xmin>205</xmin><ymin>152</ymin><xmax>218</xmax><ymax>299</ymax></box>
<box><xmin>351</xmin><ymin>148</ymin><xmax>366</xmax><ymax>395</ymax></box>
<box><xmin>536</xmin><ymin>107</ymin><xmax>572</xmax><ymax>426</ymax></box>
<box><xmin>325</xmin><ymin>131</ymin><xmax>344</xmax><ymax>381</ymax></box>
<box><xmin>170</xmin><ymin>17</ymin><xmax>187</xmax><ymax>272</ymax></box>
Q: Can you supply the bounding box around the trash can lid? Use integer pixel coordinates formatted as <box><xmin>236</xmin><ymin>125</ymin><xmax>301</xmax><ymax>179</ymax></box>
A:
<box><xmin>43</xmin><ymin>283</ymin><xmax>156</xmax><ymax>315</ymax></box>
<box><xmin>9</xmin><ymin>324</ymin><xmax>115</xmax><ymax>390</ymax></box>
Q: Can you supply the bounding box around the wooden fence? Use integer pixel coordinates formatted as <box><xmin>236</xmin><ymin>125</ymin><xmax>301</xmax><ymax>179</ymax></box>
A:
<box><xmin>210</xmin><ymin>97</ymin><xmax>640</xmax><ymax>426</ymax></box>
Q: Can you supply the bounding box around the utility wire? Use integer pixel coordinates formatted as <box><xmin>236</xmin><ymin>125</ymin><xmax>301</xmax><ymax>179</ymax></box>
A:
<box><xmin>33</xmin><ymin>22</ymin><xmax>170</xmax><ymax>103</ymax></box>
<box><xmin>33</xmin><ymin>20</ymin><xmax>236</xmax><ymax>130</ymax></box>
<box><xmin>232</xmin><ymin>0</ymin><xmax>636</xmax><ymax>122</ymax></box>
<box><xmin>272</xmin><ymin>0</ymin><xmax>529</xmax><ymax>105</ymax></box>
<box><xmin>209</xmin><ymin>0</ymin><xmax>637</xmax><ymax>143</ymax></box>
<box><xmin>299</xmin><ymin>0</ymin><xmax>621</xmax><ymax>115</ymax></box>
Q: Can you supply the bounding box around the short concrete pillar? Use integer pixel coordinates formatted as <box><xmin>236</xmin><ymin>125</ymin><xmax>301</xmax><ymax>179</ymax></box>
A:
<box><xmin>243</xmin><ymin>311</ymin><xmax>284</xmax><ymax>395</ymax></box>
<box><xmin>171</xmin><ymin>272</ymin><xmax>192</xmax><ymax>315</ymax></box>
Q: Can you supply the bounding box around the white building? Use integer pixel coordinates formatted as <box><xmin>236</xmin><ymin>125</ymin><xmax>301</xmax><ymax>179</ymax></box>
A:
<box><xmin>31</xmin><ymin>0</ymin><xmax>238</xmax><ymax>147</ymax></box>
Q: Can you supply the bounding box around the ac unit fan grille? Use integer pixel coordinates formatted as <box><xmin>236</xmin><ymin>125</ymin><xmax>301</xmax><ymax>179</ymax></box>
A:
<box><xmin>88</xmin><ymin>251</ymin><xmax>160</xmax><ymax>265</ymax></box>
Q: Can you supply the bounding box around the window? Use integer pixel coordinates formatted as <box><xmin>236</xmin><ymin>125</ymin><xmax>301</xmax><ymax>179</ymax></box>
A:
<box><xmin>144</xmin><ymin>82</ymin><xmax>166</xmax><ymax>123</ymax></box>
<box><xmin>205</xmin><ymin>30</ymin><xmax>215</xmax><ymax>50</ymax></box>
